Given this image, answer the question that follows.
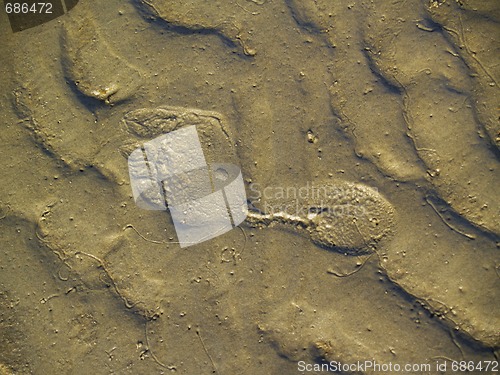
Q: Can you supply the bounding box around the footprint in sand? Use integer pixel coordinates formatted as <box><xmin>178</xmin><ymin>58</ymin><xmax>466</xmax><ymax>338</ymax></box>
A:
<box><xmin>246</xmin><ymin>181</ymin><xmax>395</xmax><ymax>255</ymax></box>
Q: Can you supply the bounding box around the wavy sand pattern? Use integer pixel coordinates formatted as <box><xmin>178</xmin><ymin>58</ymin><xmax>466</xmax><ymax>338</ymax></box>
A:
<box><xmin>0</xmin><ymin>0</ymin><xmax>498</xmax><ymax>373</ymax></box>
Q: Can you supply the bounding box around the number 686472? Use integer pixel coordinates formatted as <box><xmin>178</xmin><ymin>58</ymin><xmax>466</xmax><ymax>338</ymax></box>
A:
<box><xmin>5</xmin><ymin>2</ymin><xmax>53</xmax><ymax>14</ymax></box>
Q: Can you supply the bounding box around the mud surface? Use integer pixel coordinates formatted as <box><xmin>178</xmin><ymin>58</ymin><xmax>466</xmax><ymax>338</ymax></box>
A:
<box><xmin>0</xmin><ymin>0</ymin><xmax>499</xmax><ymax>374</ymax></box>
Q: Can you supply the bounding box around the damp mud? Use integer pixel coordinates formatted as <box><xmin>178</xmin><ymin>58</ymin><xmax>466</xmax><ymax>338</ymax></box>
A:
<box><xmin>0</xmin><ymin>0</ymin><xmax>499</xmax><ymax>374</ymax></box>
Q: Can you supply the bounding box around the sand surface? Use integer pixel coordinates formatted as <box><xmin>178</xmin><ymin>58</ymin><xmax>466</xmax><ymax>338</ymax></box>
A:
<box><xmin>0</xmin><ymin>0</ymin><xmax>499</xmax><ymax>374</ymax></box>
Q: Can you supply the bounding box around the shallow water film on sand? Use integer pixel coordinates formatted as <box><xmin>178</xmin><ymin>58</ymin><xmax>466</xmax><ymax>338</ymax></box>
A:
<box><xmin>0</xmin><ymin>0</ymin><xmax>499</xmax><ymax>374</ymax></box>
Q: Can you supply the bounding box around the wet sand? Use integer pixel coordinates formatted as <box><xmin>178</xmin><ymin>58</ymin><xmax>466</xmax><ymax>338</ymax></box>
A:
<box><xmin>0</xmin><ymin>0</ymin><xmax>499</xmax><ymax>374</ymax></box>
